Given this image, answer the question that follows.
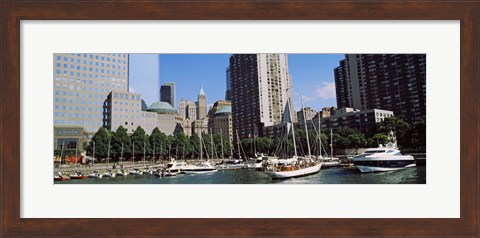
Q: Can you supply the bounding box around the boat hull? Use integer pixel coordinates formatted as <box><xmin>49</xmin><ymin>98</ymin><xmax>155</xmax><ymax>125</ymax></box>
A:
<box><xmin>353</xmin><ymin>156</ymin><xmax>416</xmax><ymax>173</ymax></box>
<box><xmin>356</xmin><ymin>163</ymin><xmax>416</xmax><ymax>173</ymax></box>
<box><xmin>183</xmin><ymin>169</ymin><xmax>217</xmax><ymax>174</ymax></box>
<box><xmin>265</xmin><ymin>163</ymin><xmax>322</xmax><ymax>179</ymax></box>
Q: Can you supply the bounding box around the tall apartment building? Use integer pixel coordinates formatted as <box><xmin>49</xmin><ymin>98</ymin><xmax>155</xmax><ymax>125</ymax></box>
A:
<box><xmin>53</xmin><ymin>53</ymin><xmax>129</xmax><ymax>133</ymax></box>
<box><xmin>229</xmin><ymin>54</ymin><xmax>295</xmax><ymax>140</ymax></box>
<box><xmin>334</xmin><ymin>54</ymin><xmax>426</xmax><ymax>125</ymax></box>
<box><xmin>160</xmin><ymin>82</ymin><xmax>175</xmax><ymax>108</ymax></box>
<box><xmin>225</xmin><ymin>66</ymin><xmax>232</xmax><ymax>101</ymax></box>
<box><xmin>178</xmin><ymin>98</ymin><xmax>197</xmax><ymax>120</ymax></box>
<box><xmin>197</xmin><ymin>85</ymin><xmax>207</xmax><ymax>120</ymax></box>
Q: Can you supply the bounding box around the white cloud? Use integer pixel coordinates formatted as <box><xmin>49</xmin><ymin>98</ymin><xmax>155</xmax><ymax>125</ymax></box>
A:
<box><xmin>314</xmin><ymin>82</ymin><xmax>336</xmax><ymax>100</ymax></box>
<box><xmin>129</xmin><ymin>86</ymin><xmax>135</xmax><ymax>93</ymax></box>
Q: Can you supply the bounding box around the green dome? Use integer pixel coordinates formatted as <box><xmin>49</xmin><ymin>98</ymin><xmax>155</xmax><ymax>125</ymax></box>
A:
<box><xmin>147</xmin><ymin>101</ymin><xmax>177</xmax><ymax>114</ymax></box>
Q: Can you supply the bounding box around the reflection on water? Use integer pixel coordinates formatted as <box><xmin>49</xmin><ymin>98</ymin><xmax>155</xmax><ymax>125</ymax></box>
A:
<box><xmin>55</xmin><ymin>166</ymin><xmax>426</xmax><ymax>184</ymax></box>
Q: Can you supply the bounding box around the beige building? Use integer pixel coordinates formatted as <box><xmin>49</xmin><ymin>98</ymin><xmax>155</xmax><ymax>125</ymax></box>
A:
<box><xmin>197</xmin><ymin>85</ymin><xmax>207</xmax><ymax>120</ymax></box>
<box><xmin>104</xmin><ymin>91</ymin><xmax>185</xmax><ymax>136</ymax></box>
<box><xmin>53</xmin><ymin>125</ymin><xmax>91</xmax><ymax>152</ymax></box>
<box><xmin>297</xmin><ymin>107</ymin><xmax>316</xmax><ymax>123</ymax></box>
<box><xmin>208</xmin><ymin>101</ymin><xmax>233</xmax><ymax>144</ymax></box>
<box><xmin>53</xmin><ymin>53</ymin><xmax>129</xmax><ymax>133</ymax></box>
<box><xmin>178</xmin><ymin>98</ymin><xmax>197</xmax><ymax>120</ymax></box>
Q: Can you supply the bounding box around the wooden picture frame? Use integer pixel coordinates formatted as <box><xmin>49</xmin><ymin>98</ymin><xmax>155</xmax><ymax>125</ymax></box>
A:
<box><xmin>1</xmin><ymin>1</ymin><xmax>478</xmax><ymax>237</ymax></box>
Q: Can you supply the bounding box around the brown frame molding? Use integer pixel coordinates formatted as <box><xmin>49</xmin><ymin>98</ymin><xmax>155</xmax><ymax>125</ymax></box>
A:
<box><xmin>1</xmin><ymin>1</ymin><xmax>478</xmax><ymax>237</ymax></box>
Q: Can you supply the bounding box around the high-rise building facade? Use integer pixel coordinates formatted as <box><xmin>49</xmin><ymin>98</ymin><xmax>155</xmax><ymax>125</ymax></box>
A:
<box><xmin>197</xmin><ymin>85</ymin><xmax>207</xmax><ymax>120</ymax></box>
<box><xmin>225</xmin><ymin>66</ymin><xmax>231</xmax><ymax>101</ymax></box>
<box><xmin>229</xmin><ymin>54</ymin><xmax>294</xmax><ymax>140</ymax></box>
<box><xmin>160</xmin><ymin>82</ymin><xmax>175</xmax><ymax>108</ymax></box>
<box><xmin>178</xmin><ymin>98</ymin><xmax>197</xmax><ymax>120</ymax></box>
<box><xmin>334</xmin><ymin>54</ymin><xmax>426</xmax><ymax>125</ymax></box>
<box><xmin>53</xmin><ymin>53</ymin><xmax>129</xmax><ymax>133</ymax></box>
<box><xmin>297</xmin><ymin>107</ymin><xmax>316</xmax><ymax>124</ymax></box>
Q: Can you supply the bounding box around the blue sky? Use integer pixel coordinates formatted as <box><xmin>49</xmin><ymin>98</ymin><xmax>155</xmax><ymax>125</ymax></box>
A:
<box><xmin>129</xmin><ymin>54</ymin><xmax>344</xmax><ymax>111</ymax></box>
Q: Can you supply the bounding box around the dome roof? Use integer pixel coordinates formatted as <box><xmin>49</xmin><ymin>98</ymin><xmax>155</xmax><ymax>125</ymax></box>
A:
<box><xmin>215</xmin><ymin>106</ymin><xmax>232</xmax><ymax>115</ymax></box>
<box><xmin>147</xmin><ymin>101</ymin><xmax>177</xmax><ymax>114</ymax></box>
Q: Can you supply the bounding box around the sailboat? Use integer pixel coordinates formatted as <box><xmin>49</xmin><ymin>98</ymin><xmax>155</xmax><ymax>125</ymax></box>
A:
<box><xmin>264</xmin><ymin>96</ymin><xmax>322</xmax><ymax>179</ymax></box>
<box><xmin>102</xmin><ymin>140</ymin><xmax>115</xmax><ymax>177</ymax></box>
<box><xmin>182</xmin><ymin>131</ymin><xmax>217</xmax><ymax>174</ymax></box>
<box><xmin>321</xmin><ymin>128</ymin><xmax>341</xmax><ymax>167</ymax></box>
<box><xmin>115</xmin><ymin>143</ymin><xmax>128</xmax><ymax>176</ymax></box>
<box><xmin>54</xmin><ymin>141</ymin><xmax>70</xmax><ymax>181</ymax></box>
<box><xmin>88</xmin><ymin>142</ymin><xmax>103</xmax><ymax>178</ymax></box>
<box><xmin>129</xmin><ymin>142</ymin><xmax>143</xmax><ymax>175</ymax></box>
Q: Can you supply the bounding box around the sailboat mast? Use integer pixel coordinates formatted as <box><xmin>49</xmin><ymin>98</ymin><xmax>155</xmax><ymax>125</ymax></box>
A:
<box><xmin>121</xmin><ymin>142</ymin><xmax>124</xmax><ymax>165</ymax></box>
<box><xmin>318</xmin><ymin>112</ymin><xmax>322</xmax><ymax>157</ymax></box>
<box><xmin>301</xmin><ymin>96</ymin><xmax>311</xmax><ymax>157</ymax></box>
<box><xmin>60</xmin><ymin>140</ymin><xmax>65</xmax><ymax>166</ymax></box>
<box><xmin>236</xmin><ymin>130</ymin><xmax>241</xmax><ymax>160</ymax></box>
<box><xmin>132</xmin><ymin>141</ymin><xmax>135</xmax><ymax>165</ymax></box>
<box><xmin>143</xmin><ymin>141</ymin><xmax>146</xmax><ymax>166</ymax></box>
<box><xmin>199</xmin><ymin>133</ymin><xmax>203</xmax><ymax>161</ymax></box>
<box><xmin>210</xmin><ymin>129</ymin><xmax>214</xmax><ymax>161</ymax></box>
<box><xmin>330</xmin><ymin>128</ymin><xmax>333</xmax><ymax>159</ymax></box>
<box><xmin>92</xmin><ymin>141</ymin><xmax>95</xmax><ymax>166</ymax></box>
<box><xmin>291</xmin><ymin>121</ymin><xmax>298</xmax><ymax>157</ymax></box>
<box><xmin>220</xmin><ymin>128</ymin><xmax>224</xmax><ymax>159</ymax></box>
<box><xmin>107</xmin><ymin>140</ymin><xmax>111</xmax><ymax>167</ymax></box>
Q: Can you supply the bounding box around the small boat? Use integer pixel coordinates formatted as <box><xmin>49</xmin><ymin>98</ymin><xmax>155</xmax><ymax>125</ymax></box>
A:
<box><xmin>352</xmin><ymin>147</ymin><xmax>416</xmax><ymax>173</ymax></box>
<box><xmin>183</xmin><ymin>161</ymin><xmax>218</xmax><ymax>174</ymax></box>
<box><xmin>54</xmin><ymin>171</ymin><xmax>69</xmax><ymax>181</ymax></box>
<box><xmin>128</xmin><ymin>168</ymin><xmax>143</xmax><ymax>175</ymax></box>
<box><xmin>217</xmin><ymin>159</ymin><xmax>246</xmax><ymax>170</ymax></box>
<box><xmin>321</xmin><ymin>157</ymin><xmax>341</xmax><ymax>167</ymax></box>
<box><xmin>102</xmin><ymin>170</ymin><xmax>116</xmax><ymax>178</ymax></box>
<box><xmin>247</xmin><ymin>154</ymin><xmax>264</xmax><ymax>170</ymax></box>
<box><xmin>69</xmin><ymin>171</ymin><xmax>87</xmax><ymax>179</ymax></box>
<box><xmin>88</xmin><ymin>171</ymin><xmax>103</xmax><ymax>178</ymax></box>
<box><xmin>115</xmin><ymin>169</ymin><xmax>128</xmax><ymax>177</ymax></box>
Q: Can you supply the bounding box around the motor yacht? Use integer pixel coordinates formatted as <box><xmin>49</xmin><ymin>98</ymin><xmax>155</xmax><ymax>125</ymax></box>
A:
<box><xmin>352</xmin><ymin>147</ymin><xmax>415</xmax><ymax>172</ymax></box>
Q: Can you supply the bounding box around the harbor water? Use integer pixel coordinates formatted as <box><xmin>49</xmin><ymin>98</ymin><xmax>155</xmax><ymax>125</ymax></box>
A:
<box><xmin>54</xmin><ymin>165</ymin><xmax>426</xmax><ymax>184</ymax></box>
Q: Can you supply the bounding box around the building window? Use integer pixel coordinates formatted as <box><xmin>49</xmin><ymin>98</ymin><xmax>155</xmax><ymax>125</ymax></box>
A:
<box><xmin>57</xmin><ymin>130</ymin><xmax>63</xmax><ymax>135</ymax></box>
<box><xmin>74</xmin><ymin>130</ymin><xmax>79</xmax><ymax>135</ymax></box>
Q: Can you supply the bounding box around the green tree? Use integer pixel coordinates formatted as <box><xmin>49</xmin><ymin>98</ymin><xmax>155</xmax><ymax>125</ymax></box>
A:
<box><xmin>86</xmin><ymin>127</ymin><xmax>111</xmax><ymax>159</ymax></box>
<box><xmin>372</xmin><ymin>133</ymin><xmax>390</xmax><ymax>146</ymax></box>
<box><xmin>111</xmin><ymin>126</ymin><xmax>131</xmax><ymax>160</ymax></box>
<box><xmin>347</xmin><ymin>133</ymin><xmax>367</xmax><ymax>152</ymax></box>
<box><xmin>256</xmin><ymin>137</ymin><xmax>273</xmax><ymax>155</ymax></box>
<box><xmin>130</xmin><ymin>126</ymin><xmax>149</xmax><ymax>162</ymax></box>
<box><xmin>149</xmin><ymin>127</ymin><xmax>168</xmax><ymax>160</ymax></box>
<box><xmin>377</xmin><ymin>116</ymin><xmax>410</xmax><ymax>147</ymax></box>
<box><xmin>190</xmin><ymin>133</ymin><xmax>201</xmax><ymax>159</ymax></box>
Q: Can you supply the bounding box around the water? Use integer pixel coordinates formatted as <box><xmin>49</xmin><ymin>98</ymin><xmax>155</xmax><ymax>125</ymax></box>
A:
<box><xmin>55</xmin><ymin>166</ymin><xmax>426</xmax><ymax>184</ymax></box>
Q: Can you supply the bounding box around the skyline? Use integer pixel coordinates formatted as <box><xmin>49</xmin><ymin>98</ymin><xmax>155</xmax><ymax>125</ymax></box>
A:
<box><xmin>129</xmin><ymin>54</ymin><xmax>344</xmax><ymax>111</ymax></box>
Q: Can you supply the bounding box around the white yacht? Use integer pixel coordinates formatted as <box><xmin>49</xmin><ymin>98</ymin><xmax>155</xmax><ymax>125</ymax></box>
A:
<box><xmin>102</xmin><ymin>170</ymin><xmax>115</xmax><ymax>178</ymax></box>
<box><xmin>164</xmin><ymin>160</ymin><xmax>188</xmax><ymax>176</ymax></box>
<box><xmin>128</xmin><ymin>168</ymin><xmax>143</xmax><ymax>175</ymax></box>
<box><xmin>88</xmin><ymin>171</ymin><xmax>103</xmax><ymax>178</ymax></box>
<box><xmin>182</xmin><ymin>161</ymin><xmax>217</xmax><ymax>174</ymax></box>
<box><xmin>352</xmin><ymin>147</ymin><xmax>415</xmax><ymax>172</ymax></box>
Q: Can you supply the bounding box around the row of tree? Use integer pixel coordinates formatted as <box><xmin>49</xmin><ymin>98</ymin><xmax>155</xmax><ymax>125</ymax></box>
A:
<box><xmin>57</xmin><ymin>116</ymin><xmax>425</xmax><ymax>161</ymax></box>
<box><xmin>82</xmin><ymin>126</ymin><xmax>232</xmax><ymax>161</ymax></box>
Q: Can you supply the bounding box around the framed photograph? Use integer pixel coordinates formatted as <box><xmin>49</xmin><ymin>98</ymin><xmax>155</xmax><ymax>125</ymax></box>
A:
<box><xmin>1</xmin><ymin>1</ymin><xmax>478</xmax><ymax>237</ymax></box>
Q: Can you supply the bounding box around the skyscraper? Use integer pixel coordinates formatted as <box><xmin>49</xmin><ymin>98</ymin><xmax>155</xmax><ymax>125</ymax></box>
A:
<box><xmin>160</xmin><ymin>82</ymin><xmax>175</xmax><ymax>108</ymax></box>
<box><xmin>197</xmin><ymin>85</ymin><xmax>207</xmax><ymax>120</ymax></box>
<box><xmin>53</xmin><ymin>53</ymin><xmax>129</xmax><ymax>133</ymax></box>
<box><xmin>229</xmin><ymin>54</ymin><xmax>294</xmax><ymax>140</ymax></box>
<box><xmin>225</xmin><ymin>66</ymin><xmax>231</xmax><ymax>101</ymax></box>
<box><xmin>334</xmin><ymin>54</ymin><xmax>426</xmax><ymax>125</ymax></box>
